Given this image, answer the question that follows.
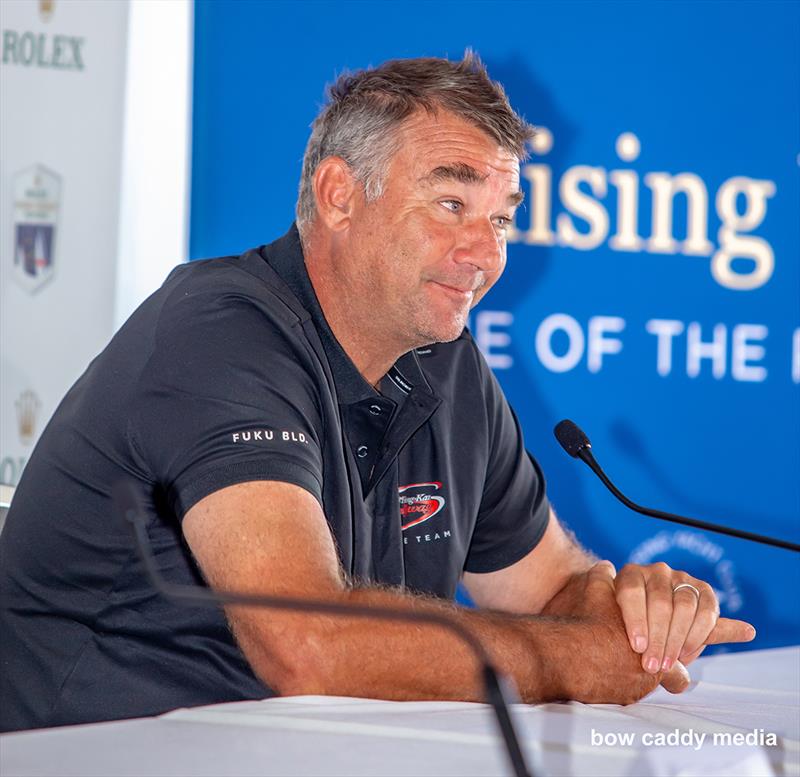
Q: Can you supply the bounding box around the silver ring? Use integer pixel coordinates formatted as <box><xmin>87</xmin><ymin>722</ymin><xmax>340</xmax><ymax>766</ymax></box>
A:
<box><xmin>673</xmin><ymin>582</ymin><xmax>701</xmax><ymax>601</ymax></box>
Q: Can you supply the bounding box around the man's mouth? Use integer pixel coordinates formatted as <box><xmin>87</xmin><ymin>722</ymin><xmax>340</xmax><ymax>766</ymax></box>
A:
<box><xmin>430</xmin><ymin>281</ymin><xmax>478</xmax><ymax>299</ymax></box>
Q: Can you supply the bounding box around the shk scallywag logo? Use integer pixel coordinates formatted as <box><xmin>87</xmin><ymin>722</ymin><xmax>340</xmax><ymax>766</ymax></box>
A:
<box><xmin>12</xmin><ymin>165</ymin><xmax>61</xmax><ymax>293</ymax></box>
<box><xmin>399</xmin><ymin>481</ymin><xmax>446</xmax><ymax>531</ymax></box>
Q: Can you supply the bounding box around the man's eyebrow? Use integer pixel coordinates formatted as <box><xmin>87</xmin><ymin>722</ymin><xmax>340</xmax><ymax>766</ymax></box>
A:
<box><xmin>420</xmin><ymin>163</ymin><xmax>524</xmax><ymax>208</ymax></box>
<box><xmin>420</xmin><ymin>163</ymin><xmax>489</xmax><ymax>186</ymax></box>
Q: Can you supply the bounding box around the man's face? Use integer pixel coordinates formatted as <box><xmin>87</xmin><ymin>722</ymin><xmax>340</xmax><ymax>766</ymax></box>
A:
<box><xmin>343</xmin><ymin>110</ymin><xmax>523</xmax><ymax>350</ymax></box>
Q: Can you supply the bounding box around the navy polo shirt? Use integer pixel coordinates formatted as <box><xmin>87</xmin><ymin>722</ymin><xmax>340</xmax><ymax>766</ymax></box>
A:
<box><xmin>0</xmin><ymin>225</ymin><xmax>550</xmax><ymax>732</ymax></box>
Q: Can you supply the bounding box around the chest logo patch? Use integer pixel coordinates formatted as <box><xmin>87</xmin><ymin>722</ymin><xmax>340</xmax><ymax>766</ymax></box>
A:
<box><xmin>399</xmin><ymin>481</ymin><xmax>445</xmax><ymax>531</ymax></box>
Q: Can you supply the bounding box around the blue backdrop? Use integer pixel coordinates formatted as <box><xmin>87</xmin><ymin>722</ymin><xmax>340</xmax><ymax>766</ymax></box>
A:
<box><xmin>190</xmin><ymin>0</ymin><xmax>800</xmax><ymax>650</ymax></box>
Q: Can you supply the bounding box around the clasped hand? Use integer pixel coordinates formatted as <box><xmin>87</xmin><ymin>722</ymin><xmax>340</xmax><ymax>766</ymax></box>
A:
<box><xmin>613</xmin><ymin>561</ymin><xmax>755</xmax><ymax>676</ymax></box>
<box><xmin>541</xmin><ymin>560</ymin><xmax>755</xmax><ymax>703</ymax></box>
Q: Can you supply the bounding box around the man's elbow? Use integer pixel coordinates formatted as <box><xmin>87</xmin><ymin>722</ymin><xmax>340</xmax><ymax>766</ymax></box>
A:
<box><xmin>233</xmin><ymin>618</ymin><xmax>340</xmax><ymax>696</ymax></box>
<box><xmin>270</xmin><ymin>636</ymin><xmax>338</xmax><ymax>696</ymax></box>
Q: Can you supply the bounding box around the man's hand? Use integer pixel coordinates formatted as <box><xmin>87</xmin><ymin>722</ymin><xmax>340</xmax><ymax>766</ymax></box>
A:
<box><xmin>614</xmin><ymin>562</ymin><xmax>756</xmax><ymax>675</ymax></box>
<box><xmin>463</xmin><ymin>512</ymin><xmax>756</xmax><ymax>699</ymax></box>
<box><xmin>541</xmin><ymin>560</ymin><xmax>680</xmax><ymax>703</ymax></box>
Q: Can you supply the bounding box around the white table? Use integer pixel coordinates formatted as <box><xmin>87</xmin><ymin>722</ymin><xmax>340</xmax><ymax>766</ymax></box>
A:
<box><xmin>2</xmin><ymin>646</ymin><xmax>798</xmax><ymax>777</ymax></box>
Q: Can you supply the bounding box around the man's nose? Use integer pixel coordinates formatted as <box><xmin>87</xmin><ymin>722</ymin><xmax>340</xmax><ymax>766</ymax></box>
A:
<box><xmin>453</xmin><ymin>219</ymin><xmax>504</xmax><ymax>274</ymax></box>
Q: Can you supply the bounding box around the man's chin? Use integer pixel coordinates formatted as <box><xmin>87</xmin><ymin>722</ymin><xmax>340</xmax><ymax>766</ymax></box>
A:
<box><xmin>416</xmin><ymin>316</ymin><xmax>468</xmax><ymax>345</ymax></box>
<box><xmin>423</xmin><ymin>331</ymin><xmax>463</xmax><ymax>346</ymax></box>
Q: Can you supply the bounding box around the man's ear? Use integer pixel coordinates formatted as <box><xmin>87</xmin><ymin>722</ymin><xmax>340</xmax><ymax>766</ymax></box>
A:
<box><xmin>313</xmin><ymin>157</ymin><xmax>358</xmax><ymax>232</ymax></box>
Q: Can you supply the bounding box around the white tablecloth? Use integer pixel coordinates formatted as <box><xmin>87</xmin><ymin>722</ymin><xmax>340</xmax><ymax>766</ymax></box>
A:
<box><xmin>3</xmin><ymin>646</ymin><xmax>798</xmax><ymax>776</ymax></box>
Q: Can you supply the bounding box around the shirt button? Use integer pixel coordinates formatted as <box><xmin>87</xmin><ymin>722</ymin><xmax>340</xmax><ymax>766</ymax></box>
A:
<box><xmin>369</xmin><ymin>404</ymin><xmax>382</xmax><ymax>416</ymax></box>
<box><xmin>357</xmin><ymin>445</ymin><xmax>369</xmax><ymax>458</ymax></box>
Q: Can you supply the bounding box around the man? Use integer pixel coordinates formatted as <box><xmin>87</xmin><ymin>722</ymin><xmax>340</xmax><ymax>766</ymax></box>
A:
<box><xmin>0</xmin><ymin>54</ymin><xmax>754</xmax><ymax>732</ymax></box>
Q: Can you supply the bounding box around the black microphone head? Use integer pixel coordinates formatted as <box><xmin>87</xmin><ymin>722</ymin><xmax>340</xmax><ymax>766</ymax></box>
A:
<box><xmin>554</xmin><ymin>419</ymin><xmax>592</xmax><ymax>458</ymax></box>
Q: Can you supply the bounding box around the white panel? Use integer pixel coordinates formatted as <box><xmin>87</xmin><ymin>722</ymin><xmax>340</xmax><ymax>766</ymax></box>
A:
<box><xmin>114</xmin><ymin>0</ymin><xmax>192</xmax><ymax>329</ymax></box>
<box><xmin>0</xmin><ymin>0</ymin><xmax>130</xmax><ymax>485</ymax></box>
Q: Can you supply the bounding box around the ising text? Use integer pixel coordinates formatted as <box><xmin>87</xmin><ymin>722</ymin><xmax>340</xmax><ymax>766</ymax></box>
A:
<box><xmin>509</xmin><ymin>130</ymin><xmax>776</xmax><ymax>291</ymax></box>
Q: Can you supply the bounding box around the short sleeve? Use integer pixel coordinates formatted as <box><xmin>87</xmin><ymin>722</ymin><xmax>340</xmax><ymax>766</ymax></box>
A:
<box><xmin>463</xmin><ymin>350</ymin><xmax>550</xmax><ymax>574</ymax></box>
<box><xmin>128</xmin><ymin>274</ymin><xmax>324</xmax><ymax>518</ymax></box>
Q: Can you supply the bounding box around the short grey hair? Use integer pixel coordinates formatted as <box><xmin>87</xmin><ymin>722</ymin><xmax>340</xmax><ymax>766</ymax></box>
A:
<box><xmin>295</xmin><ymin>51</ymin><xmax>534</xmax><ymax>237</ymax></box>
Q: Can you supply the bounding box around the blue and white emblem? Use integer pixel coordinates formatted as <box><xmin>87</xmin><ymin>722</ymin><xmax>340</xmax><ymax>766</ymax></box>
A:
<box><xmin>12</xmin><ymin>165</ymin><xmax>61</xmax><ymax>293</ymax></box>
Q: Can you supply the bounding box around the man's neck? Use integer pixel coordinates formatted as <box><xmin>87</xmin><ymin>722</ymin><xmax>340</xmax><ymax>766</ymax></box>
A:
<box><xmin>303</xmin><ymin>236</ymin><xmax>405</xmax><ymax>389</ymax></box>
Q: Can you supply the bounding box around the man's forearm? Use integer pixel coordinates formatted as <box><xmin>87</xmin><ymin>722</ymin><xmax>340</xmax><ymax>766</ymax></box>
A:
<box><xmin>186</xmin><ymin>485</ymin><xmax>661</xmax><ymax>705</ymax></box>
<box><xmin>463</xmin><ymin>512</ymin><xmax>597</xmax><ymax>615</ymax></box>
<box><xmin>227</xmin><ymin>575</ymin><xmax>654</xmax><ymax>706</ymax></box>
<box><xmin>231</xmin><ymin>584</ymin><xmax>557</xmax><ymax>702</ymax></box>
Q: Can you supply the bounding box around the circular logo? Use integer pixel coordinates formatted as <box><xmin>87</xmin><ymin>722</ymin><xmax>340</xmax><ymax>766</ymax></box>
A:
<box><xmin>628</xmin><ymin>529</ymin><xmax>743</xmax><ymax>615</ymax></box>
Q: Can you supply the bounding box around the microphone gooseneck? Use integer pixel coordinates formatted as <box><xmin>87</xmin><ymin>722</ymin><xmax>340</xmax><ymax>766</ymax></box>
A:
<box><xmin>112</xmin><ymin>480</ymin><xmax>534</xmax><ymax>777</ymax></box>
<box><xmin>554</xmin><ymin>419</ymin><xmax>800</xmax><ymax>553</ymax></box>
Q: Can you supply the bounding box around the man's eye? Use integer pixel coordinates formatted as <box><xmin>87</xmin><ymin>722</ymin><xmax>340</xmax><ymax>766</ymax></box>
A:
<box><xmin>440</xmin><ymin>200</ymin><xmax>462</xmax><ymax>213</ymax></box>
<box><xmin>494</xmin><ymin>215</ymin><xmax>512</xmax><ymax>229</ymax></box>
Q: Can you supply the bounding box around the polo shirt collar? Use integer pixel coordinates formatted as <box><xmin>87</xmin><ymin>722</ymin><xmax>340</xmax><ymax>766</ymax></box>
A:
<box><xmin>261</xmin><ymin>224</ymin><xmax>437</xmax><ymax>406</ymax></box>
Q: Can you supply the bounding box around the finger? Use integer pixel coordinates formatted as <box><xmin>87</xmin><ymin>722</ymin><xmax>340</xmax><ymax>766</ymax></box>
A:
<box><xmin>660</xmin><ymin>660</ymin><xmax>691</xmax><ymax>694</ymax></box>
<box><xmin>680</xmin><ymin>583</ymin><xmax>719</xmax><ymax>656</ymax></box>
<box><xmin>661</xmin><ymin>583</ymin><xmax>700</xmax><ymax>672</ymax></box>
<box><xmin>679</xmin><ymin>644</ymin><xmax>706</xmax><ymax>665</ymax></box>
<box><xmin>585</xmin><ymin>560</ymin><xmax>617</xmax><ymax>593</ymax></box>
<box><xmin>643</xmin><ymin>564</ymin><xmax>674</xmax><ymax>674</ymax></box>
<box><xmin>615</xmin><ymin>565</ymin><xmax>649</xmax><ymax>654</ymax></box>
<box><xmin>705</xmin><ymin>617</ymin><xmax>756</xmax><ymax>645</ymax></box>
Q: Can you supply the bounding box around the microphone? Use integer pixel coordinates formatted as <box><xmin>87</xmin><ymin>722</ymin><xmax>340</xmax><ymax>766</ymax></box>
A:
<box><xmin>112</xmin><ymin>480</ymin><xmax>535</xmax><ymax>777</ymax></box>
<box><xmin>554</xmin><ymin>419</ymin><xmax>800</xmax><ymax>553</ymax></box>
